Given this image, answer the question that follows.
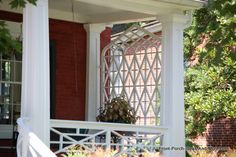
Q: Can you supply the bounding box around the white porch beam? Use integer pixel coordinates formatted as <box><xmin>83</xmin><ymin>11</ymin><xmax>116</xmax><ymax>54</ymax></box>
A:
<box><xmin>159</xmin><ymin>14</ymin><xmax>189</xmax><ymax>157</ymax></box>
<box><xmin>21</xmin><ymin>0</ymin><xmax>50</xmax><ymax>146</ymax></box>
<box><xmin>76</xmin><ymin>0</ymin><xmax>203</xmax><ymax>15</ymax></box>
<box><xmin>87</xmin><ymin>12</ymin><xmax>155</xmax><ymax>24</ymax></box>
<box><xmin>84</xmin><ymin>24</ymin><xmax>106</xmax><ymax>121</ymax></box>
<box><xmin>76</xmin><ymin>0</ymin><xmax>163</xmax><ymax>15</ymax></box>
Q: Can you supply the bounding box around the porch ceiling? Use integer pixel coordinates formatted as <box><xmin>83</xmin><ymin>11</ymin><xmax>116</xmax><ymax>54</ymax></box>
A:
<box><xmin>50</xmin><ymin>0</ymin><xmax>204</xmax><ymax>24</ymax></box>
<box><xmin>0</xmin><ymin>0</ymin><xmax>204</xmax><ymax>24</ymax></box>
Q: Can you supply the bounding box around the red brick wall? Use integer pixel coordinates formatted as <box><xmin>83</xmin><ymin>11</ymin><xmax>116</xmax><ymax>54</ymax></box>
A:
<box><xmin>49</xmin><ymin>19</ymin><xmax>86</xmax><ymax>120</ymax></box>
<box><xmin>193</xmin><ymin>117</ymin><xmax>236</xmax><ymax>148</ymax></box>
<box><xmin>206</xmin><ymin>117</ymin><xmax>236</xmax><ymax>148</ymax></box>
<box><xmin>100</xmin><ymin>27</ymin><xmax>111</xmax><ymax>54</ymax></box>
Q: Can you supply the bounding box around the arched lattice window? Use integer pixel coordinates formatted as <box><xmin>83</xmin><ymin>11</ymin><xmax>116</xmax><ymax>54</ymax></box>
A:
<box><xmin>101</xmin><ymin>25</ymin><xmax>161</xmax><ymax>126</ymax></box>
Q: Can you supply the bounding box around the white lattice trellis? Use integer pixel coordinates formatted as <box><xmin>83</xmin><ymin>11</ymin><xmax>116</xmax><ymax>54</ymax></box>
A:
<box><xmin>101</xmin><ymin>25</ymin><xmax>161</xmax><ymax>126</ymax></box>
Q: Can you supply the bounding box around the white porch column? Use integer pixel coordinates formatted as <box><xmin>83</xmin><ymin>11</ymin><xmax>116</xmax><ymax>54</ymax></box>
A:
<box><xmin>159</xmin><ymin>14</ymin><xmax>189</xmax><ymax>157</ymax></box>
<box><xmin>21</xmin><ymin>0</ymin><xmax>50</xmax><ymax>146</ymax></box>
<box><xmin>84</xmin><ymin>24</ymin><xmax>105</xmax><ymax>121</ymax></box>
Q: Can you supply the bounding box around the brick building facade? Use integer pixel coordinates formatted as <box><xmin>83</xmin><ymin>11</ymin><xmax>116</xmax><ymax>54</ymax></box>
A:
<box><xmin>193</xmin><ymin>117</ymin><xmax>236</xmax><ymax>148</ymax></box>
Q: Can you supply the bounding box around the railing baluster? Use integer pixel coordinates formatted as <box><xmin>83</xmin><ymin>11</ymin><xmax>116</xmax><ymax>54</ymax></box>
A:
<box><xmin>76</xmin><ymin>128</ymin><xmax>80</xmax><ymax>134</ymax></box>
<box><xmin>120</xmin><ymin>137</ymin><xmax>124</xmax><ymax>152</ymax></box>
<box><xmin>92</xmin><ymin>137</ymin><xmax>95</xmax><ymax>152</ymax></box>
<box><xmin>106</xmin><ymin>130</ymin><xmax>111</xmax><ymax>150</ymax></box>
<box><xmin>59</xmin><ymin>135</ymin><xmax>63</xmax><ymax>151</ymax></box>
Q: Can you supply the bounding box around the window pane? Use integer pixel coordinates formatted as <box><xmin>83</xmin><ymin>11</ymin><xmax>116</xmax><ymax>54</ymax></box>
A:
<box><xmin>1</xmin><ymin>61</ymin><xmax>8</xmax><ymax>81</ymax></box>
<box><xmin>15</xmin><ymin>53</ymin><xmax>22</xmax><ymax>61</ymax></box>
<box><xmin>0</xmin><ymin>104</ymin><xmax>11</xmax><ymax>124</ymax></box>
<box><xmin>0</xmin><ymin>83</ymin><xmax>11</xmax><ymax>103</ymax></box>
<box><xmin>0</xmin><ymin>52</ymin><xmax>22</xmax><ymax>138</ymax></box>
<box><xmin>2</xmin><ymin>54</ymin><xmax>11</xmax><ymax>60</ymax></box>
<box><xmin>11</xmin><ymin>84</ymin><xmax>21</xmax><ymax>104</ymax></box>
<box><xmin>14</xmin><ymin>62</ymin><xmax>22</xmax><ymax>82</ymax></box>
<box><xmin>13</xmin><ymin>105</ymin><xmax>20</xmax><ymax>124</ymax></box>
<box><xmin>1</xmin><ymin>61</ymin><xmax>13</xmax><ymax>81</ymax></box>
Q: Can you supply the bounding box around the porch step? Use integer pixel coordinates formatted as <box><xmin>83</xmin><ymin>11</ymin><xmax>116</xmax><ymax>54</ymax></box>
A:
<box><xmin>0</xmin><ymin>139</ymin><xmax>17</xmax><ymax>157</ymax></box>
<box><xmin>0</xmin><ymin>147</ymin><xmax>16</xmax><ymax>157</ymax></box>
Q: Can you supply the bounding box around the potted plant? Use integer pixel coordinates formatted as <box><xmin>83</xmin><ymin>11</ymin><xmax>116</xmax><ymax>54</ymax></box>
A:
<box><xmin>96</xmin><ymin>96</ymin><xmax>137</xmax><ymax>124</ymax></box>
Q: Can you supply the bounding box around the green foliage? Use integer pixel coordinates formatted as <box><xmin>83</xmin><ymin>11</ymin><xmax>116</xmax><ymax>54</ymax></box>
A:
<box><xmin>96</xmin><ymin>96</ymin><xmax>137</xmax><ymax>124</ymax></box>
<box><xmin>184</xmin><ymin>0</ymin><xmax>236</xmax><ymax>64</ymax></box>
<box><xmin>0</xmin><ymin>0</ymin><xmax>38</xmax><ymax>53</ymax></box>
<box><xmin>185</xmin><ymin>59</ymin><xmax>236</xmax><ymax>136</ymax></box>
<box><xmin>184</xmin><ymin>0</ymin><xmax>236</xmax><ymax>137</ymax></box>
<box><xmin>0</xmin><ymin>0</ymin><xmax>37</xmax><ymax>8</ymax></box>
<box><xmin>0</xmin><ymin>21</ymin><xmax>21</xmax><ymax>53</ymax></box>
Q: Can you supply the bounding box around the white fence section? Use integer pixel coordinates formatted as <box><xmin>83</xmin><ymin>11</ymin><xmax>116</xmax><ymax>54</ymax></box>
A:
<box><xmin>17</xmin><ymin>118</ymin><xmax>56</xmax><ymax>157</ymax></box>
<box><xmin>50</xmin><ymin>119</ymin><xmax>167</xmax><ymax>156</ymax></box>
<box><xmin>101</xmin><ymin>25</ymin><xmax>162</xmax><ymax>126</ymax></box>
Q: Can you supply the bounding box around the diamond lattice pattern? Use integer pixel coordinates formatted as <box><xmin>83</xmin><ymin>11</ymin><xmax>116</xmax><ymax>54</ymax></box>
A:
<box><xmin>101</xmin><ymin>25</ymin><xmax>161</xmax><ymax>126</ymax></box>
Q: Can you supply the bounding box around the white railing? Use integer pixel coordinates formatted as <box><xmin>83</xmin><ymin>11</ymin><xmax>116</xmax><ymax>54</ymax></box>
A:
<box><xmin>17</xmin><ymin>118</ymin><xmax>57</xmax><ymax>157</ymax></box>
<box><xmin>50</xmin><ymin>119</ymin><xmax>168</xmax><ymax>156</ymax></box>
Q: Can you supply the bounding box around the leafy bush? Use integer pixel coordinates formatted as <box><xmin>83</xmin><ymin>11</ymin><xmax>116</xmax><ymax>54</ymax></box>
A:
<box><xmin>185</xmin><ymin>57</ymin><xmax>236</xmax><ymax>136</ymax></box>
<box><xmin>96</xmin><ymin>96</ymin><xmax>137</xmax><ymax>124</ymax></box>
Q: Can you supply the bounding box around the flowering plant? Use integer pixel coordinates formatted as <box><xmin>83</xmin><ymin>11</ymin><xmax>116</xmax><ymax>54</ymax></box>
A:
<box><xmin>96</xmin><ymin>96</ymin><xmax>137</xmax><ymax>124</ymax></box>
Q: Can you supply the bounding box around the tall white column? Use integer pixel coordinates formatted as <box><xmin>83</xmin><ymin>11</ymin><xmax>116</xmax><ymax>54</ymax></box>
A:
<box><xmin>159</xmin><ymin>14</ymin><xmax>189</xmax><ymax>157</ymax></box>
<box><xmin>84</xmin><ymin>24</ymin><xmax>105</xmax><ymax>121</ymax></box>
<box><xmin>21</xmin><ymin>0</ymin><xmax>50</xmax><ymax>146</ymax></box>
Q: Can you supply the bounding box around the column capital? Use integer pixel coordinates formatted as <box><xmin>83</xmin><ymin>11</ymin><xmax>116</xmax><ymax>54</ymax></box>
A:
<box><xmin>84</xmin><ymin>24</ymin><xmax>106</xmax><ymax>34</ymax></box>
<box><xmin>158</xmin><ymin>13</ymin><xmax>190</xmax><ymax>25</ymax></box>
